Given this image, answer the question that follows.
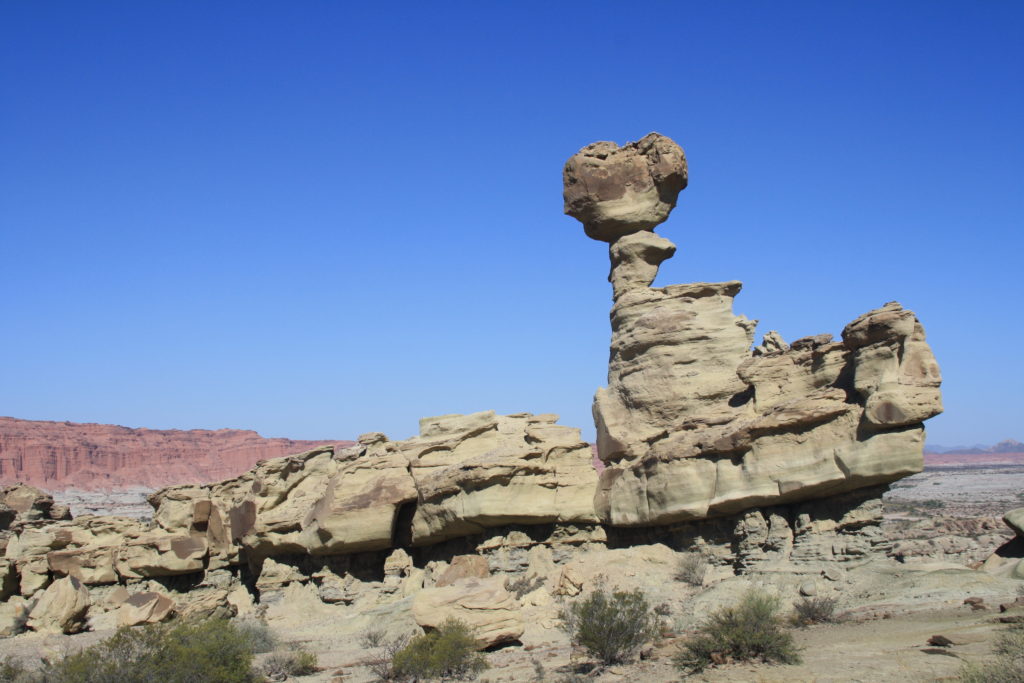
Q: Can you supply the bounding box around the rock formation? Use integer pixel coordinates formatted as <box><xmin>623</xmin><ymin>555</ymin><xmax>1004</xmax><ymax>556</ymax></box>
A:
<box><xmin>0</xmin><ymin>133</ymin><xmax>949</xmax><ymax>643</ymax></box>
<box><xmin>0</xmin><ymin>417</ymin><xmax>343</xmax><ymax>490</ymax></box>
<box><xmin>564</xmin><ymin>133</ymin><xmax>943</xmax><ymax>528</ymax></box>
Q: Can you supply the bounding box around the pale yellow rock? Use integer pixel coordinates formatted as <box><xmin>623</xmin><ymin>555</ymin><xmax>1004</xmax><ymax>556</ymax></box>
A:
<box><xmin>555</xmin><ymin>566</ymin><xmax>583</xmax><ymax>597</ymax></box>
<box><xmin>116</xmin><ymin>591</ymin><xmax>175</xmax><ymax>627</ymax></box>
<box><xmin>300</xmin><ymin>451</ymin><xmax>418</xmax><ymax>555</ymax></box>
<box><xmin>178</xmin><ymin>590</ymin><xmax>235</xmax><ymax>620</ymax></box>
<box><xmin>26</xmin><ymin>576</ymin><xmax>90</xmax><ymax>634</ymax></box>
<box><xmin>17</xmin><ymin>557</ymin><xmax>50</xmax><ymax>596</ymax></box>
<box><xmin>412</xmin><ymin>576</ymin><xmax>524</xmax><ymax>647</ymax></box>
<box><xmin>408</xmin><ymin>412</ymin><xmax>599</xmax><ymax>545</ymax></box>
<box><xmin>115</xmin><ymin>531</ymin><xmax>206</xmax><ymax>579</ymax></box>
<box><xmin>255</xmin><ymin>558</ymin><xmax>305</xmax><ymax>593</ymax></box>
<box><xmin>436</xmin><ymin>555</ymin><xmax>490</xmax><ymax>587</ymax></box>
<box><xmin>47</xmin><ymin>545</ymin><xmax>118</xmax><ymax>584</ymax></box>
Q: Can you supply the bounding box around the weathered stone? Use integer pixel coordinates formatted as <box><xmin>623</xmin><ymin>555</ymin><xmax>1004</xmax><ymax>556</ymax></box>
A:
<box><xmin>1004</xmin><ymin>508</ymin><xmax>1024</xmax><ymax>537</ymax></box>
<box><xmin>412</xmin><ymin>577</ymin><xmax>524</xmax><ymax>647</ymax></box>
<box><xmin>48</xmin><ymin>545</ymin><xmax>118</xmax><ymax>584</ymax></box>
<box><xmin>436</xmin><ymin>555</ymin><xmax>490</xmax><ymax>588</ymax></box>
<box><xmin>408</xmin><ymin>412</ymin><xmax>599</xmax><ymax>545</ymax></box>
<box><xmin>117</xmin><ymin>591</ymin><xmax>175</xmax><ymax>627</ymax></box>
<box><xmin>1</xmin><ymin>484</ymin><xmax>63</xmax><ymax>523</ymax></box>
<box><xmin>26</xmin><ymin>576</ymin><xmax>90</xmax><ymax>634</ymax></box>
<box><xmin>563</xmin><ymin>133</ymin><xmax>687</xmax><ymax>242</ymax></box>
<box><xmin>115</xmin><ymin>531</ymin><xmax>207</xmax><ymax>578</ymax></box>
<box><xmin>256</xmin><ymin>558</ymin><xmax>306</xmax><ymax>594</ymax></box>
<box><xmin>565</xmin><ymin>133</ymin><xmax>942</xmax><ymax>529</ymax></box>
<box><xmin>178</xmin><ymin>590</ymin><xmax>235</xmax><ymax>621</ymax></box>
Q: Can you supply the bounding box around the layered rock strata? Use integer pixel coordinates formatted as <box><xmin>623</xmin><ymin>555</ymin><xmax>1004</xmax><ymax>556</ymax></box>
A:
<box><xmin>0</xmin><ymin>417</ymin><xmax>341</xmax><ymax>491</ymax></box>
<box><xmin>0</xmin><ymin>412</ymin><xmax>597</xmax><ymax>608</ymax></box>
<box><xmin>563</xmin><ymin>133</ymin><xmax>943</xmax><ymax>527</ymax></box>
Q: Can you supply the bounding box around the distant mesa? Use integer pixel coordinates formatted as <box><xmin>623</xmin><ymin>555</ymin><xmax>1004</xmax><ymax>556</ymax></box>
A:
<box><xmin>0</xmin><ymin>417</ymin><xmax>346</xmax><ymax>491</ymax></box>
<box><xmin>925</xmin><ymin>439</ymin><xmax>1024</xmax><ymax>455</ymax></box>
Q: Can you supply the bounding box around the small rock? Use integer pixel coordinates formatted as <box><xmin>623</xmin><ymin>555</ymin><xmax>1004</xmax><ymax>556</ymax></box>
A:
<box><xmin>822</xmin><ymin>566</ymin><xmax>844</xmax><ymax>583</ymax></box>
<box><xmin>799</xmin><ymin>580</ymin><xmax>818</xmax><ymax>597</ymax></box>
<box><xmin>928</xmin><ymin>635</ymin><xmax>955</xmax><ymax>647</ymax></box>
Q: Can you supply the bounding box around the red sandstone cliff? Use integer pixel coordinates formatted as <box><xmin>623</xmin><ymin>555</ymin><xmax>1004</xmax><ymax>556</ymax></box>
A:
<box><xmin>0</xmin><ymin>417</ymin><xmax>348</xmax><ymax>491</ymax></box>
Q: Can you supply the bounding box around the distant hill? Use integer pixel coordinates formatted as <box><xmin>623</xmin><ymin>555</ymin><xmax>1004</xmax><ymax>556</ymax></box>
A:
<box><xmin>0</xmin><ymin>416</ymin><xmax>349</xmax><ymax>492</ymax></box>
<box><xmin>925</xmin><ymin>439</ymin><xmax>1024</xmax><ymax>456</ymax></box>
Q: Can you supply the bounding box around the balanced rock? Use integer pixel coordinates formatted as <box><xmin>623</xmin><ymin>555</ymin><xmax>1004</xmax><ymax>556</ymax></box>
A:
<box><xmin>563</xmin><ymin>133</ymin><xmax>687</xmax><ymax>242</ymax></box>
<box><xmin>565</xmin><ymin>133</ymin><xmax>943</xmax><ymax>527</ymax></box>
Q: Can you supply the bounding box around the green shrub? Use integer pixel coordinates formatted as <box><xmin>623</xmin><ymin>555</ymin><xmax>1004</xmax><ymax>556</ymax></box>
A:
<box><xmin>235</xmin><ymin>619</ymin><xmax>278</xmax><ymax>654</ymax></box>
<box><xmin>674</xmin><ymin>589</ymin><xmax>801</xmax><ymax>674</ymax></box>
<box><xmin>391</xmin><ymin>618</ymin><xmax>488</xmax><ymax>681</ymax></box>
<box><xmin>38</xmin><ymin>618</ymin><xmax>261</xmax><ymax>683</ymax></box>
<box><xmin>505</xmin><ymin>573</ymin><xmax>545</xmax><ymax>599</ymax></box>
<box><xmin>676</xmin><ymin>552</ymin><xmax>709</xmax><ymax>586</ymax></box>
<box><xmin>960</xmin><ymin>623</ymin><xmax>1024</xmax><ymax>682</ymax></box>
<box><xmin>791</xmin><ymin>596</ymin><xmax>837</xmax><ymax>626</ymax></box>
<box><xmin>559</xmin><ymin>586</ymin><xmax>657</xmax><ymax>665</ymax></box>
<box><xmin>361</xmin><ymin>628</ymin><xmax>411</xmax><ymax>681</ymax></box>
<box><xmin>261</xmin><ymin>648</ymin><xmax>318</xmax><ymax>678</ymax></box>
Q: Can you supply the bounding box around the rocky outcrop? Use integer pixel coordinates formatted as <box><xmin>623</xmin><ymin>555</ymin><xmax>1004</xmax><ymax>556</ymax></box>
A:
<box><xmin>563</xmin><ymin>133</ymin><xmax>943</xmax><ymax>528</ymax></box>
<box><xmin>982</xmin><ymin>508</ymin><xmax>1024</xmax><ymax>578</ymax></box>
<box><xmin>0</xmin><ymin>417</ymin><xmax>343</xmax><ymax>491</ymax></box>
<box><xmin>145</xmin><ymin>411</ymin><xmax>598</xmax><ymax>568</ymax></box>
<box><xmin>412</xmin><ymin>577</ymin><xmax>525</xmax><ymax>647</ymax></box>
<box><xmin>0</xmin><ymin>132</ymin><xmax>954</xmax><ymax>645</ymax></box>
<box><xmin>0</xmin><ymin>484</ymin><xmax>70</xmax><ymax>529</ymax></box>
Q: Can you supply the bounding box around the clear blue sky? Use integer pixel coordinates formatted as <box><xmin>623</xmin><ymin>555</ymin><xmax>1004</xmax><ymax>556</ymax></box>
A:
<box><xmin>2</xmin><ymin>2</ymin><xmax>1021</xmax><ymax>447</ymax></box>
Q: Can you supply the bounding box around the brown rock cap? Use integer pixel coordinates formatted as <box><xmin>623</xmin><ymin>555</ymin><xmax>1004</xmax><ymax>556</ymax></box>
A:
<box><xmin>563</xmin><ymin>132</ymin><xmax>687</xmax><ymax>242</ymax></box>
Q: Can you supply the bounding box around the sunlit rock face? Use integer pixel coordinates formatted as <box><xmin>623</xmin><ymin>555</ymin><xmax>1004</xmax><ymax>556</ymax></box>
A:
<box><xmin>564</xmin><ymin>132</ymin><xmax>943</xmax><ymax>527</ymax></box>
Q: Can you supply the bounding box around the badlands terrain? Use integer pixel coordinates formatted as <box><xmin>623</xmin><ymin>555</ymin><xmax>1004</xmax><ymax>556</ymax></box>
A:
<box><xmin>0</xmin><ymin>133</ymin><xmax>1020</xmax><ymax>682</ymax></box>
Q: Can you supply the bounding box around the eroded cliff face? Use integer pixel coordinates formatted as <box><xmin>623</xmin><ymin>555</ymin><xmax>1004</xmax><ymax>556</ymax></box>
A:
<box><xmin>563</xmin><ymin>133</ymin><xmax>944</xmax><ymax>527</ymax></box>
<box><xmin>0</xmin><ymin>417</ymin><xmax>342</xmax><ymax>490</ymax></box>
<box><xmin>146</xmin><ymin>411</ymin><xmax>598</xmax><ymax>570</ymax></box>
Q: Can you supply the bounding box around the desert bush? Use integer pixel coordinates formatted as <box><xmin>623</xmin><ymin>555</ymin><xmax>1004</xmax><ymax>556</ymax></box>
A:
<box><xmin>505</xmin><ymin>573</ymin><xmax>545</xmax><ymax>599</ymax></box>
<box><xmin>791</xmin><ymin>596</ymin><xmax>837</xmax><ymax>626</ymax></box>
<box><xmin>674</xmin><ymin>589</ymin><xmax>800</xmax><ymax>674</ymax></box>
<box><xmin>960</xmin><ymin>623</ymin><xmax>1024</xmax><ymax>682</ymax></box>
<box><xmin>36</xmin><ymin>617</ymin><xmax>261</xmax><ymax>682</ymax></box>
<box><xmin>676</xmin><ymin>552</ymin><xmax>709</xmax><ymax>586</ymax></box>
<box><xmin>260</xmin><ymin>648</ymin><xmax>318</xmax><ymax>678</ymax></box>
<box><xmin>361</xmin><ymin>628</ymin><xmax>412</xmax><ymax>681</ymax></box>
<box><xmin>235</xmin><ymin>618</ymin><xmax>278</xmax><ymax>654</ymax></box>
<box><xmin>559</xmin><ymin>586</ymin><xmax>657</xmax><ymax>665</ymax></box>
<box><xmin>391</xmin><ymin>618</ymin><xmax>488</xmax><ymax>681</ymax></box>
